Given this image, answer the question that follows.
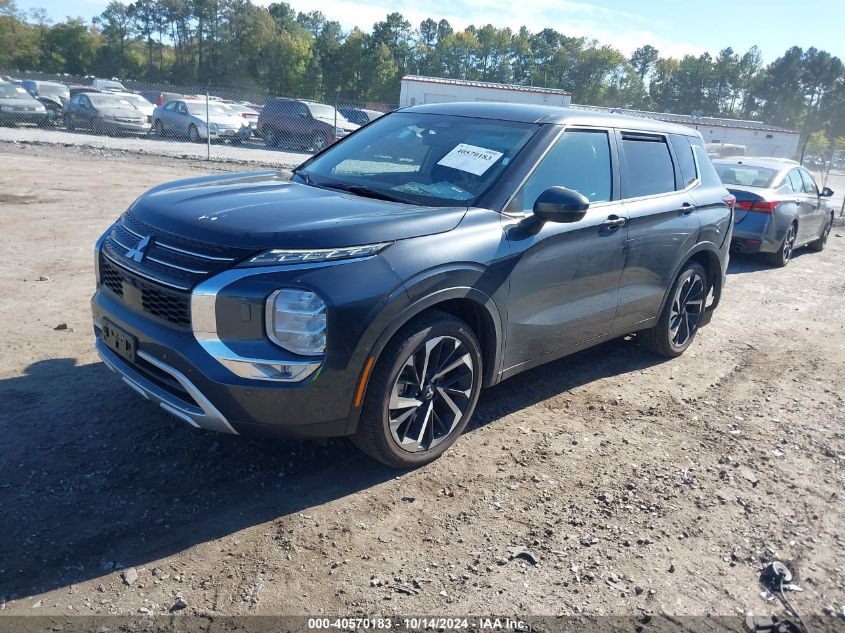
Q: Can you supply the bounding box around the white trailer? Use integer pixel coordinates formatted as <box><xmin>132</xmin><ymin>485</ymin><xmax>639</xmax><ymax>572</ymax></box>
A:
<box><xmin>400</xmin><ymin>75</ymin><xmax>572</xmax><ymax>108</ymax></box>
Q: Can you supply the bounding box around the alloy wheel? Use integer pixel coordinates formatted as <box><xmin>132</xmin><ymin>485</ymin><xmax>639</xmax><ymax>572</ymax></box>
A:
<box><xmin>782</xmin><ymin>225</ymin><xmax>795</xmax><ymax>263</ymax></box>
<box><xmin>312</xmin><ymin>133</ymin><xmax>327</xmax><ymax>152</ymax></box>
<box><xmin>669</xmin><ymin>272</ymin><xmax>705</xmax><ymax>349</ymax></box>
<box><xmin>387</xmin><ymin>335</ymin><xmax>475</xmax><ymax>453</ymax></box>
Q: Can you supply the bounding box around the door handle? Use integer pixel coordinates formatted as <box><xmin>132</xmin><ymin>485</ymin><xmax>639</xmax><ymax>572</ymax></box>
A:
<box><xmin>602</xmin><ymin>215</ymin><xmax>626</xmax><ymax>228</ymax></box>
<box><xmin>678</xmin><ymin>202</ymin><xmax>696</xmax><ymax>215</ymax></box>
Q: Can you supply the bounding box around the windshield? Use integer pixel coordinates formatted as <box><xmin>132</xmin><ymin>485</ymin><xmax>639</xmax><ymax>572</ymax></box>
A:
<box><xmin>120</xmin><ymin>94</ymin><xmax>149</xmax><ymax>107</ymax></box>
<box><xmin>88</xmin><ymin>94</ymin><xmax>135</xmax><ymax>108</ymax></box>
<box><xmin>297</xmin><ymin>112</ymin><xmax>538</xmax><ymax>207</ymax></box>
<box><xmin>305</xmin><ymin>101</ymin><xmax>351</xmax><ymax>125</ymax></box>
<box><xmin>715</xmin><ymin>163</ymin><xmax>777</xmax><ymax>188</ymax></box>
<box><xmin>39</xmin><ymin>83</ymin><xmax>69</xmax><ymax>99</ymax></box>
<box><xmin>186</xmin><ymin>102</ymin><xmax>230</xmax><ymax>117</ymax></box>
<box><xmin>99</xmin><ymin>81</ymin><xmax>126</xmax><ymax>91</ymax></box>
<box><xmin>0</xmin><ymin>84</ymin><xmax>30</xmax><ymax>99</ymax></box>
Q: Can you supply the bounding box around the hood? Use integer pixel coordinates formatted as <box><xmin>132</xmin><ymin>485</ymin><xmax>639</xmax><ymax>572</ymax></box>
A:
<box><xmin>314</xmin><ymin>115</ymin><xmax>359</xmax><ymax>131</ymax></box>
<box><xmin>206</xmin><ymin>114</ymin><xmax>245</xmax><ymax>126</ymax></box>
<box><xmin>130</xmin><ymin>171</ymin><xmax>467</xmax><ymax>249</ymax></box>
<box><xmin>98</xmin><ymin>106</ymin><xmax>144</xmax><ymax>118</ymax></box>
<box><xmin>0</xmin><ymin>97</ymin><xmax>43</xmax><ymax>110</ymax></box>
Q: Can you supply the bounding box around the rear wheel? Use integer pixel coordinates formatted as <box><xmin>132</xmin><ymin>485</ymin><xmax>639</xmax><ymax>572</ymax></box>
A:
<box><xmin>762</xmin><ymin>222</ymin><xmax>796</xmax><ymax>267</ymax></box>
<box><xmin>311</xmin><ymin>131</ymin><xmax>328</xmax><ymax>153</ymax></box>
<box><xmin>640</xmin><ymin>261</ymin><xmax>708</xmax><ymax>358</ymax></box>
<box><xmin>263</xmin><ymin>127</ymin><xmax>279</xmax><ymax>148</ymax></box>
<box><xmin>352</xmin><ymin>311</ymin><xmax>483</xmax><ymax>469</ymax></box>
<box><xmin>808</xmin><ymin>214</ymin><xmax>833</xmax><ymax>252</ymax></box>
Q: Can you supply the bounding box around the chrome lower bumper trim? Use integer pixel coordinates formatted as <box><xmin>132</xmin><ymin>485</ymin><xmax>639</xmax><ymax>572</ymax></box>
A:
<box><xmin>95</xmin><ymin>336</ymin><xmax>238</xmax><ymax>435</ymax></box>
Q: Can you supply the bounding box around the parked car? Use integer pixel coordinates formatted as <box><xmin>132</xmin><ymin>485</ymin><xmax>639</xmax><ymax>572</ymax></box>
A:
<box><xmin>91</xmin><ymin>78</ymin><xmax>128</xmax><ymax>92</ymax></box>
<box><xmin>91</xmin><ymin>103</ymin><xmax>733</xmax><ymax>467</ymax></box>
<box><xmin>20</xmin><ymin>80</ymin><xmax>69</xmax><ymax>126</ymax></box>
<box><xmin>223</xmin><ymin>102</ymin><xmax>260</xmax><ymax>135</ymax></box>
<box><xmin>112</xmin><ymin>92</ymin><xmax>155</xmax><ymax>122</ymax></box>
<box><xmin>715</xmin><ymin>157</ymin><xmax>834</xmax><ymax>266</ymax></box>
<box><xmin>0</xmin><ymin>82</ymin><xmax>48</xmax><ymax>127</ymax></box>
<box><xmin>257</xmin><ymin>98</ymin><xmax>359</xmax><ymax>151</ymax></box>
<box><xmin>152</xmin><ymin>98</ymin><xmax>250</xmax><ymax>143</ymax></box>
<box><xmin>337</xmin><ymin>105</ymin><xmax>385</xmax><ymax>126</ymax></box>
<box><xmin>139</xmin><ymin>90</ymin><xmax>182</xmax><ymax>106</ymax></box>
<box><xmin>63</xmin><ymin>92</ymin><xmax>151</xmax><ymax>136</ymax></box>
<box><xmin>706</xmin><ymin>142</ymin><xmax>746</xmax><ymax>158</ymax></box>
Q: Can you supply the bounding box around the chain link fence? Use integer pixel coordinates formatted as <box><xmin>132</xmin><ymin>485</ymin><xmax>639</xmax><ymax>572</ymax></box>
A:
<box><xmin>0</xmin><ymin>69</ymin><xmax>396</xmax><ymax>168</ymax></box>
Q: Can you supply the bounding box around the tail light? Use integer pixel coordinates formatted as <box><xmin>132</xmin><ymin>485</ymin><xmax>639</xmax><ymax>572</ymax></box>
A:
<box><xmin>736</xmin><ymin>200</ymin><xmax>779</xmax><ymax>214</ymax></box>
<box><xmin>156</xmin><ymin>94</ymin><xmax>163</xmax><ymax>106</ymax></box>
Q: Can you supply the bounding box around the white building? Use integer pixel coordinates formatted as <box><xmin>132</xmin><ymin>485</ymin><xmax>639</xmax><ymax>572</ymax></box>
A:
<box><xmin>570</xmin><ymin>105</ymin><xmax>800</xmax><ymax>159</ymax></box>
<box><xmin>399</xmin><ymin>75</ymin><xmax>572</xmax><ymax>108</ymax></box>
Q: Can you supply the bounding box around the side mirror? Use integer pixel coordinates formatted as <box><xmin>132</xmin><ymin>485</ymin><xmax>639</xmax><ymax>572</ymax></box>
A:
<box><xmin>533</xmin><ymin>186</ymin><xmax>590</xmax><ymax>223</ymax></box>
<box><xmin>820</xmin><ymin>186</ymin><xmax>834</xmax><ymax>198</ymax></box>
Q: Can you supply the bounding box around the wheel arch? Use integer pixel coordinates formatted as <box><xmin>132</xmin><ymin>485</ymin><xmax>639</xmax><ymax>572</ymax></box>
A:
<box><xmin>344</xmin><ymin>286</ymin><xmax>504</xmax><ymax>435</ymax></box>
<box><xmin>657</xmin><ymin>242</ymin><xmax>724</xmax><ymax>325</ymax></box>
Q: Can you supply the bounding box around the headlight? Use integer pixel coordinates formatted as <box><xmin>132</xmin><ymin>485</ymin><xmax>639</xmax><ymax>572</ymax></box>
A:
<box><xmin>0</xmin><ymin>106</ymin><xmax>12</xmax><ymax>112</ymax></box>
<box><xmin>265</xmin><ymin>289</ymin><xmax>327</xmax><ymax>356</ymax></box>
<box><xmin>35</xmin><ymin>105</ymin><xmax>46</xmax><ymax>112</ymax></box>
<box><xmin>210</xmin><ymin>123</ymin><xmax>219</xmax><ymax>133</ymax></box>
<box><xmin>246</xmin><ymin>242</ymin><xmax>390</xmax><ymax>266</ymax></box>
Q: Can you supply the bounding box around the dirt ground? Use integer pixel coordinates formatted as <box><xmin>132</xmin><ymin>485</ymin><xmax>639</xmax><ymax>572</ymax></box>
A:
<box><xmin>0</xmin><ymin>144</ymin><xmax>843</xmax><ymax>624</ymax></box>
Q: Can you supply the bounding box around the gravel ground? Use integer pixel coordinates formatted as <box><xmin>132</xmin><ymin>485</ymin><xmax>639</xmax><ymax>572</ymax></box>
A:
<box><xmin>0</xmin><ymin>143</ymin><xmax>843</xmax><ymax>624</ymax></box>
<box><xmin>0</xmin><ymin>125</ymin><xmax>309</xmax><ymax>169</ymax></box>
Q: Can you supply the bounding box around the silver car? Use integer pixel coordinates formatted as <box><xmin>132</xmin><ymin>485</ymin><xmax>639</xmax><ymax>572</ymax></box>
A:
<box><xmin>63</xmin><ymin>92</ymin><xmax>151</xmax><ymax>136</ymax></box>
<box><xmin>715</xmin><ymin>157</ymin><xmax>835</xmax><ymax>266</ymax></box>
<box><xmin>152</xmin><ymin>99</ymin><xmax>250</xmax><ymax>143</ymax></box>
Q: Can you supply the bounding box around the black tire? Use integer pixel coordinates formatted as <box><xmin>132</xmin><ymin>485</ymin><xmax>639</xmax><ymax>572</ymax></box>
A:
<box><xmin>263</xmin><ymin>127</ymin><xmax>279</xmax><ymax>148</ymax></box>
<box><xmin>188</xmin><ymin>124</ymin><xmax>202</xmax><ymax>143</ymax></box>
<box><xmin>154</xmin><ymin>119</ymin><xmax>166</xmax><ymax>137</ymax></box>
<box><xmin>64</xmin><ymin>116</ymin><xmax>75</xmax><ymax>132</ymax></box>
<box><xmin>808</xmin><ymin>214</ymin><xmax>833</xmax><ymax>252</ymax></box>
<box><xmin>311</xmin><ymin>131</ymin><xmax>328</xmax><ymax>153</ymax></box>
<box><xmin>762</xmin><ymin>222</ymin><xmax>796</xmax><ymax>267</ymax></box>
<box><xmin>352</xmin><ymin>311</ymin><xmax>483</xmax><ymax>469</ymax></box>
<box><xmin>640</xmin><ymin>261</ymin><xmax>709</xmax><ymax>359</ymax></box>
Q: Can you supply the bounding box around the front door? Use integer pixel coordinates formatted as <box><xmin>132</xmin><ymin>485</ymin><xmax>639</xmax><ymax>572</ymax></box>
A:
<box><xmin>503</xmin><ymin>128</ymin><xmax>627</xmax><ymax>370</ymax></box>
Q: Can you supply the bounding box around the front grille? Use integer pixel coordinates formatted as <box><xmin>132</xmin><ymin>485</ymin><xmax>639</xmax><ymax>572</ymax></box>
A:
<box><xmin>100</xmin><ymin>254</ymin><xmax>192</xmax><ymax>328</ymax></box>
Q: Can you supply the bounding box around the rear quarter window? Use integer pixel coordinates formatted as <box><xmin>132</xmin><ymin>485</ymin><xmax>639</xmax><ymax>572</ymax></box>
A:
<box><xmin>690</xmin><ymin>142</ymin><xmax>724</xmax><ymax>189</ymax></box>
<box><xmin>670</xmin><ymin>135</ymin><xmax>698</xmax><ymax>188</ymax></box>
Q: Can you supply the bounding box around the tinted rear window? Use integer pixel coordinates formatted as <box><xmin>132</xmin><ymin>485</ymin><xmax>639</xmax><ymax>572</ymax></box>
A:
<box><xmin>690</xmin><ymin>141</ymin><xmax>724</xmax><ymax>189</ymax></box>
<box><xmin>621</xmin><ymin>136</ymin><xmax>675</xmax><ymax>198</ymax></box>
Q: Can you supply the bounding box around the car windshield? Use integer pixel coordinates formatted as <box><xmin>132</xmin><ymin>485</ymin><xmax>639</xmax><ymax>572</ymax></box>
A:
<box><xmin>305</xmin><ymin>102</ymin><xmax>352</xmax><ymax>125</ymax></box>
<box><xmin>88</xmin><ymin>94</ymin><xmax>135</xmax><ymax>108</ymax></box>
<box><xmin>99</xmin><ymin>81</ymin><xmax>126</xmax><ymax>91</ymax></box>
<box><xmin>297</xmin><ymin>112</ymin><xmax>538</xmax><ymax>207</ymax></box>
<box><xmin>38</xmin><ymin>83</ymin><xmax>69</xmax><ymax>98</ymax></box>
<box><xmin>186</xmin><ymin>102</ymin><xmax>230</xmax><ymax>116</ymax></box>
<box><xmin>715</xmin><ymin>163</ymin><xmax>777</xmax><ymax>187</ymax></box>
<box><xmin>0</xmin><ymin>84</ymin><xmax>30</xmax><ymax>99</ymax></box>
<box><xmin>120</xmin><ymin>94</ymin><xmax>148</xmax><ymax>107</ymax></box>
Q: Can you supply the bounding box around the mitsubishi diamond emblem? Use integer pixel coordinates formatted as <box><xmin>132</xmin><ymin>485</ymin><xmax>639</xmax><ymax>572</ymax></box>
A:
<box><xmin>126</xmin><ymin>235</ymin><xmax>152</xmax><ymax>262</ymax></box>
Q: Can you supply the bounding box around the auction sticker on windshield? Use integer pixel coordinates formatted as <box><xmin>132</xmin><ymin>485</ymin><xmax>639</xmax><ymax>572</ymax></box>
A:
<box><xmin>437</xmin><ymin>143</ymin><xmax>504</xmax><ymax>176</ymax></box>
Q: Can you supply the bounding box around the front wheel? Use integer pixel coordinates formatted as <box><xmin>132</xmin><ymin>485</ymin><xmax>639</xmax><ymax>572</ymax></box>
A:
<box><xmin>762</xmin><ymin>223</ymin><xmax>796</xmax><ymax>267</ymax></box>
<box><xmin>310</xmin><ymin>131</ymin><xmax>328</xmax><ymax>153</ymax></box>
<box><xmin>640</xmin><ymin>261</ymin><xmax>709</xmax><ymax>358</ymax></box>
<box><xmin>154</xmin><ymin>119</ymin><xmax>166</xmax><ymax>137</ymax></box>
<box><xmin>352</xmin><ymin>311</ymin><xmax>483</xmax><ymax>468</ymax></box>
<box><xmin>188</xmin><ymin>124</ymin><xmax>202</xmax><ymax>143</ymax></box>
<box><xmin>808</xmin><ymin>215</ymin><xmax>833</xmax><ymax>252</ymax></box>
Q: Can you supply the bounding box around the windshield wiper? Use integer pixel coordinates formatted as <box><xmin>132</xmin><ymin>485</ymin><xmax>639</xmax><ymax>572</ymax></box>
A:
<box><xmin>316</xmin><ymin>181</ymin><xmax>408</xmax><ymax>203</ymax></box>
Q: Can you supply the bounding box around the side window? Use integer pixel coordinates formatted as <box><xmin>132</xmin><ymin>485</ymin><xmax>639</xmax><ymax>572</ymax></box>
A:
<box><xmin>799</xmin><ymin>169</ymin><xmax>818</xmax><ymax>196</ymax></box>
<box><xmin>518</xmin><ymin>129</ymin><xmax>612</xmax><ymax>212</ymax></box>
<box><xmin>621</xmin><ymin>135</ymin><xmax>675</xmax><ymax>198</ymax></box>
<box><xmin>787</xmin><ymin>169</ymin><xmax>804</xmax><ymax>193</ymax></box>
<box><xmin>81</xmin><ymin>96</ymin><xmax>90</xmax><ymax>108</ymax></box>
<box><xmin>689</xmin><ymin>141</ymin><xmax>723</xmax><ymax>188</ymax></box>
<box><xmin>295</xmin><ymin>102</ymin><xmax>310</xmax><ymax>117</ymax></box>
<box><xmin>70</xmin><ymin>95</ymin><xmax>81</xmax><ymax>106</ymax></box>
<box><xmin>669</xmin><ymin>135</ymin><xmax>698</xmax><ymax>188</ymax></box>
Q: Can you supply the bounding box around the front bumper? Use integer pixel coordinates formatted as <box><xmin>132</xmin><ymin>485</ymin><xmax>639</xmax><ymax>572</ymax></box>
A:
<box><xmin>104</xmin><ymin>120</ymin><xmax>152</xmax><ymax>135</ymax></box>
<box><xmin>0</xmin><ymin>111</ymin><xmax>48</xmax><ymax>126</ymax></box>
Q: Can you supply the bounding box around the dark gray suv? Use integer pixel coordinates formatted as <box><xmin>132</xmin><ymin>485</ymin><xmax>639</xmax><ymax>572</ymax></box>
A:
<box><xmin>91</xmin><ymin>103</ymin><xmax>734</xmax><ymax>468</ymax></box>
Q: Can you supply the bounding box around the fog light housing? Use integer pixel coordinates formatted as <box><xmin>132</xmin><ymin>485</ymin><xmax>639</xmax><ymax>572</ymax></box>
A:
<box><xmin>265</xmin><ymin>288</ymin><xmax>327</xmax><ymax>356</ymax></box>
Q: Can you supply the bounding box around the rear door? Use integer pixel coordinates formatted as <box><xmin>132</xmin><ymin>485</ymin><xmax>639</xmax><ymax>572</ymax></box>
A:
<box><xmin>613</xmin><ymin>131</ymin><xmax>700</xmax><ymax>330</ymax></box>
<box><xmin>798</xmin><ymin>168</ymin><xmax>825</xmax><ymax>240</ymax></box>
<box><xmin>786</xmin><ymin>168</ymin><xmax>815</xmax><ymax>243</ymax></box>
<box><xmin>503</xmin><ymin>127</ymin><xmax>627</xmax><ymax>369</ymax></box>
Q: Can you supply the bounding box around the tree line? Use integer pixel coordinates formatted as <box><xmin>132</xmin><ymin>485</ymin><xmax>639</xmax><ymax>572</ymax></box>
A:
<box><xmin>1</xmin><ymin>0</ymin><xmax>843</xmax><ymax>147</ymax></box>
